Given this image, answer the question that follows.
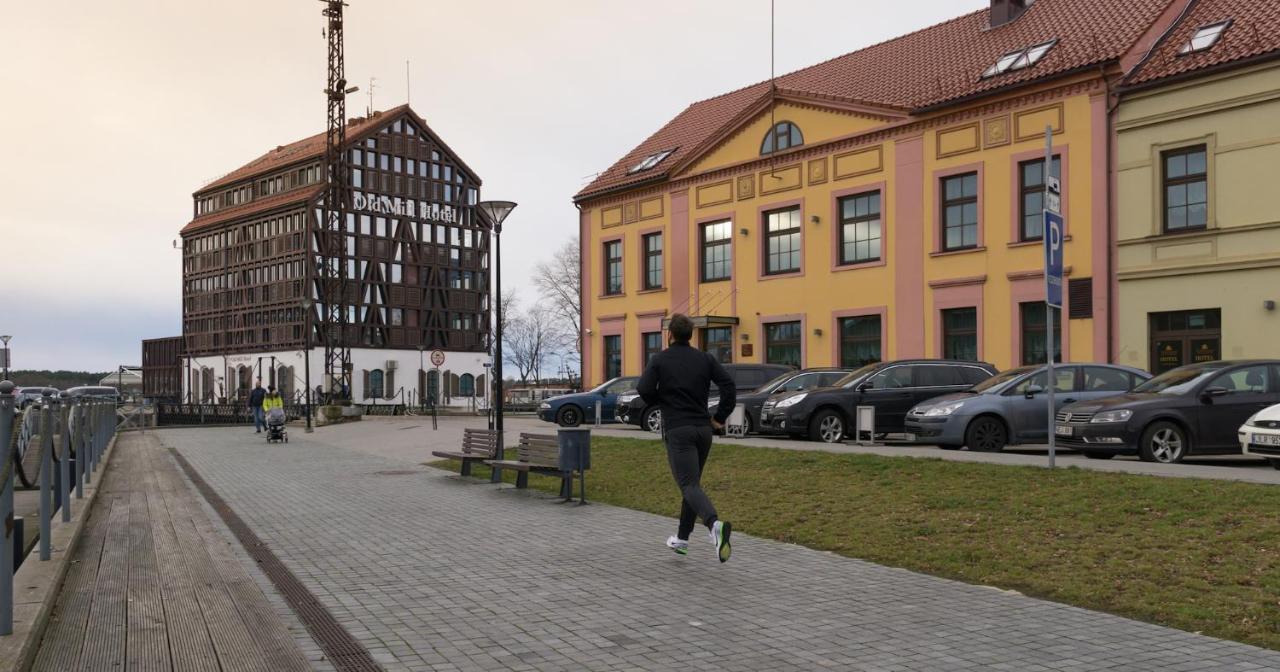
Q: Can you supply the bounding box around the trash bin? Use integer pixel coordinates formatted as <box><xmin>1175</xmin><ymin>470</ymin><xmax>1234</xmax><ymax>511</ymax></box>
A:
<box><xmin>557</xmin><ymin>428</ymin><xmax>591</xmax><ymax>504</ymax></box>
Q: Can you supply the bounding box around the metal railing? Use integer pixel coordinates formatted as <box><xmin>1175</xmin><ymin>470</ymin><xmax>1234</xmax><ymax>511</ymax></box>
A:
<box><xmin>0</xmin><ymin>382</ymin><xmax>117</xmax><ymax>635</ymax></box>
<box><xmin>155</xmin><ymin>402</ymin><xmax>304</xmax><ymax>426</ymax></box>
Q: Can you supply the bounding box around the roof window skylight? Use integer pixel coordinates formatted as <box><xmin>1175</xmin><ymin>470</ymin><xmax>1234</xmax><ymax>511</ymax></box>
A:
<box><xmin>628</xmin><ymin>148</ymin><xmax>676</xmax><ymax>174</ymax></box>
<box><xmin>982</xmin><ymin>40</ymin><xmax>1057</xmax><ymax>78</ymax></box>
<box><xmin>1178</xmin><ymin>21</ymin><xmax>1230</xmax><ymax>55</ymax></box>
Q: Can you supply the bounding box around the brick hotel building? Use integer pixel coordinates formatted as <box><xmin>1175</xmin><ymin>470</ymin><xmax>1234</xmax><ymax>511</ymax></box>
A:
<box><xmin>180</xmin><ymin>105</ymin><xmax>491</xmax><ymax>405</ymax></box>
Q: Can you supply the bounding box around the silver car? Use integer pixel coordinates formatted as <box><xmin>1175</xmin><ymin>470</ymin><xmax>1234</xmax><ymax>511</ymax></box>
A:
<box><xmin>904</xmin><ymin>364</ymin><xmax>1150</xmax><ymax>452</ymax></box>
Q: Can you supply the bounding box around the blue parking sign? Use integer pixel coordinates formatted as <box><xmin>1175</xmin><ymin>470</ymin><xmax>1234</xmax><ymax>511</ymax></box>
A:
<box><xmin>1044</xmin><ymin>211</ymin><xmax>1064</xmax><ymax>308</ymax></box>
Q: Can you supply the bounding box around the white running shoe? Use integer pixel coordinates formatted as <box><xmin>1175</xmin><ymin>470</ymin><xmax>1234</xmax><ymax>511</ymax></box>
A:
<box><xmin>709</xmin><ymin>520</ymin><xmax>732</xmax><ymax>563</ymax></box>
<box><xmin>665</xmin><ymin>535</ymin><xmax>689</xmax><ymax>555</ymax></box>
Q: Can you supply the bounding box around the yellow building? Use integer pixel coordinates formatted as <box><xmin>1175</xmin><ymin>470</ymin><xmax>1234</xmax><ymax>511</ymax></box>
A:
<box><xmin>1116</xmin><ymin>0</ymin><xmax>1280</xmax><ymax>374</ymax></box>
<box><xmin>574</xmin><ymin>0</ymin><xmax>1185</xmax><ymax>386</ymax></box>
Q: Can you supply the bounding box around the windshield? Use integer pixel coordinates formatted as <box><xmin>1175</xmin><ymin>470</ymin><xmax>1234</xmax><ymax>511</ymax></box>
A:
<box><xmin>834</xmin><ymin>363</ymin><xmax>882</xmax><ymax>388</ymax></box>
<box><xmin>970</xmin><ymin>366</ymin><xmax>1036</xmax><ymax>393</ymax></box>
<box><xmin>755</xmin><ymin>371</ymin><xmax>797</xmax><ymax>394</ymax></box>
<box><xmin>1132</xmin><ymin>365</ymin><xmax>1224</xmax><ymax>395</ymax></box>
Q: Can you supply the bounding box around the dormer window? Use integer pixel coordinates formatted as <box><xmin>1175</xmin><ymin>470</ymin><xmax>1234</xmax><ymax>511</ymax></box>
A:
<box><xmin>1178</xmin><ymin>21</ymin><xmax>1230</xmax><ymax>55</ymax></box>
<box><xmin>982</xmin><ymin>40</ymin><xmax>1056</xmax><ymax>78</ymax></box>
<box><xmin>628</xmin><ymin>148</ymin><xmax>676</xmax><ymax>174</ymax></box>
<box><xmin>761</xmin><ymin>122</ymin><xmax>803</xmax><ymax>155</ymax></box>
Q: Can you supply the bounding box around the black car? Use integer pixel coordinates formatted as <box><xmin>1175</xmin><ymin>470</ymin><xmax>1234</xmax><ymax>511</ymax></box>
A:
<box><xmin>618</xmin><ymin>363</ymin><xmax>794</xmax><ymax>433</ymax></box>
<box><xmin>759</xmin><ymin>359</ymin><xmax>998</xmax><ymax>443</ymax></box>
<box><xmin>710</xmin><ymin>367</ymin><xmax>851</xmax><ymax>434</ymax></box>
<box><xmin>1054</xmin><ymin>360</ymin><xmax>1280</xmax><ymax>463</ymax></box>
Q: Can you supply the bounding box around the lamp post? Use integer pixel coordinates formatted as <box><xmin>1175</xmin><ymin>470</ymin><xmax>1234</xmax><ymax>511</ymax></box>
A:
<box><xmin>417</xmin><ymin>344</ymin><xmax>424</xmax><ymax>409</ymax></box>
<box><xmin>300</xmin><ymin>298</ymin><xmax>314</xmax><ymax>433</ymax></box>
<box><xmin>477</xmin><ymin>200</ymin><xmax>516</xmax><ymax>471</ymax></box>
<box><xmin>1</xmin><ymin>335</ymin><xmax>10</xmax><ymax>381</ymax></box>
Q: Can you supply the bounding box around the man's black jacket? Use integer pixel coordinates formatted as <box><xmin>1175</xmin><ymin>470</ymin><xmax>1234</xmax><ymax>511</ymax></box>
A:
<box><xmin>637</xmin><ymin>343</ymin><xmax>736</xmax><ymax>431</ymax></box>
<box><xmin>248</xmin><ymin>387</ymin><xmax>266</xmax><ymax>409</ymax></box>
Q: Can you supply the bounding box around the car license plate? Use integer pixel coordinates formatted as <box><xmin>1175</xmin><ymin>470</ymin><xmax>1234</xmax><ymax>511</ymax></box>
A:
<box><xmin>1055</xmin><ymin>425</ymin><xmax>1073</xmax><ymax>436</ymax></box>
<box><xmin>1255</xmin><ymin>433</ymin><xmax>1280</xmax><ymax>446</ymax></box>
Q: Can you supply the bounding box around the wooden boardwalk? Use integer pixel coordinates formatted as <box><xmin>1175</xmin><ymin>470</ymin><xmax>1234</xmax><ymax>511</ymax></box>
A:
<box><xmin>30</xmin><ymin>432</ymin><xmax>312</xmax><ymax>671</ymax></box>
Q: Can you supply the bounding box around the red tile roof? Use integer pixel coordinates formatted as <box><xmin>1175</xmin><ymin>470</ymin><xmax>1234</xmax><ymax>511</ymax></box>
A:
<box><xmin>1126</xmin><ymin>0</ymin><xmax>1280</xmax><ymax>86</ymax></box>
<box><xmin>181</xmin><ymin>185</ymin><xmax>323</xmax><ymax>235</ymax></box>
<box><xmin>198</xmin><ymin>104</ymin><xmax>413</xmax><ymax>195</ymax></box>
<box><xmin>576</xmin><ymin>0</ymin><xmax>1174</xmax><ymax>201</ymax></box>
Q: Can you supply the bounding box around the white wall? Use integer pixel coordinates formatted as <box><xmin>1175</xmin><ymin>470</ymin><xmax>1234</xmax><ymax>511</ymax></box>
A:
<box><xmin>182</xmin><ymin>347</ymin><xmax>491</xmax><ymax>406</ymax></box>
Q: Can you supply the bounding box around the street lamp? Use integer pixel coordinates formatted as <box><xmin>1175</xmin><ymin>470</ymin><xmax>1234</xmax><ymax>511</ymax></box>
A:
<box><xmin>300</xmin><ymin>297</ymin><xmax>314</xmax><ymax>433</ymax></box>
<box><xmin>0</xmin><ymin>335</ymin><xmax>10</xmax><ymax>381</ymax></box>
<box><xmin>477</xmin><ymin>200</ymin><xmax>516</xmax><ymax>470</ymax></box>
<box><xmin>417</xmin><ymin>344</ymin><xmax>425</xmax><ymax>409</ymax></box>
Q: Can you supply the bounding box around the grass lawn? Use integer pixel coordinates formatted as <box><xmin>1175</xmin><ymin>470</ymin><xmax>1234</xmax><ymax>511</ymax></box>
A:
<box><xmin>431</xmin><ymin>436</ymin><xmax>1280</xmax><ymax>650</ymax></box>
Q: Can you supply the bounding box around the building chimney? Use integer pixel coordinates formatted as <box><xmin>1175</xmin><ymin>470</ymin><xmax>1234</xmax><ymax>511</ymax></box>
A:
<box><xmin>990</xmin><ymin>0</ymin><xmax>1034</xmax><ymax>28</ymax></box>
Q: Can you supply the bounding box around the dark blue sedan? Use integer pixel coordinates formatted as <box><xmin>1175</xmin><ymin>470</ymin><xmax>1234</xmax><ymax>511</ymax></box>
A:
<box><xmin>537</xmin><ymin>377</ymin><xmax>638</xmax><ymax>427</ymax></box>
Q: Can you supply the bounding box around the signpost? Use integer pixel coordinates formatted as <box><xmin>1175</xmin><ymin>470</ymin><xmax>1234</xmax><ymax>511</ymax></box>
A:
<box><xmin>429</xmin><ymin>350</ymin><xmax>443</xmax><ymax>431</ymax></box>
<box><xmin>1043</xmin><ymin>126</ymin><xmax>1064</xmax><ymax>470</ymax></box>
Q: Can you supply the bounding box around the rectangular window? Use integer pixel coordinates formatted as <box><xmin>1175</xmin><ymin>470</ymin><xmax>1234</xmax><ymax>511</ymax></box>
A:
<box><xmin>941</xmin><ymin>307</ymin><xmax>978</xmax><ymax>361</ymax></box>
<box><xmin>838</xmin><ymin>191</ymin><xmax>882</xmax><ymax>265</ymax></box>
<box><xmin>603</xmin><ymin>240</ymin><xmax>623</xmax><ymax>295</ymax></box>
<box><xmin>1163</xmin><ymin>145</ymin><xmax>1208</xmax><ymax>232</ymax></box>
<box><xmin>941</xmin><ymin>173</ymin><xmax>979</xmax><ymax>251</ymax></box>
<box><xmin>1018</xmin><ymin>156</ymin><xmax>1061</xmax><ymax>241</ymax></box>
<box><xmin>643</xmin><ymin>232</ymin><xmax>663</xmax><ymax>290</ymax></box>
<box><xmin>764</xmin><ymin>321</ymin><xmax>802</xmax><ymax>368</ymax></box>
<box><xmin>603</xmin><ymin>335</ymin><xmax>622</xmax><ymax>380</ymax></box>
<box><xmin>701</xmin><ymin>327</ymin><xmax>733</xmax><ymax>364</ymax></box>
<box><xmin>839</xmin><ymin>315</ymin><xmax>882</xmax><ymax>367</ymax></box>
<box><xmin>643</xmin><ymin>332</ymin><xmax>663</xmax><ymax>366</ymax></box>
<box><xmin>764</xmin><ymin>207</ymin><xmax>802</xmax><ymax>274</ymax></box>
<box><xmin>1019</xmin><ymin>302</ymin><xmax>1062</xmax><ymax>365</ymax></box>
<box><xmin>701</xmin><ymin>220</ymin><xmax>732</xmax><ymax>282</ymax></box>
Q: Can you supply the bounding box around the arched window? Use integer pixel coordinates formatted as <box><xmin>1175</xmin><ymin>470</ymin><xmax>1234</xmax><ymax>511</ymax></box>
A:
<box><xmin>761</xmin><ymin>122</ymin><xmax>803</xmax><ymax>154</ymax></box>
<box><xmin>369</xmin><ymin>369</ymin><xmax>385</xmax><ymax>399</ymax></box>
<box><xmin>460</xmin><ymin>373</ymin><xmax>475</xmax><ymax>397</ymax></box>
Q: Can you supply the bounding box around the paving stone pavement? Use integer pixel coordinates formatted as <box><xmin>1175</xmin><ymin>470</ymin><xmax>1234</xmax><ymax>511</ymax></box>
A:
<box><xmin>160</xmin><ymin>426</ymin><xmax>1280</xmax><ymax>672</ymax></box>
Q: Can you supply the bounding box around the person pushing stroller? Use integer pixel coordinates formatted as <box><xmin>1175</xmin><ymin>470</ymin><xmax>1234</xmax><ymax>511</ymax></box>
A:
<box><xmin>263</xmin><ymin>386</ymin><xmax>288</xmax><ymax>443</ymax></box>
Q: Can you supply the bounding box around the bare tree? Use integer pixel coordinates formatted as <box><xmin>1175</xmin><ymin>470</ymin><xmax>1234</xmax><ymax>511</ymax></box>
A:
<box><xmin>504</xmin><ymin>301</ymin><xmax>572</xmax><ymax>384</ymax></box>
<box><xmin>532</xmin><ymin>237</ymin><xmax>581</xmax><ymax>358</ymax></box>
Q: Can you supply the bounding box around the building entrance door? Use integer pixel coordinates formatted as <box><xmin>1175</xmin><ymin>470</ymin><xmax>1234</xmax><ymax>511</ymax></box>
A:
<box><xmin>1149</xmin><ymin>308</ymin><xmax>1221</xmax><ymax>375</ymax></box>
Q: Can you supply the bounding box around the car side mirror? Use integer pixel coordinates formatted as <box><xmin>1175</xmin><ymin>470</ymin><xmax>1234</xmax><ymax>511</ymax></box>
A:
<box><xmin>857</xmin><ymin>382</ymin><xmax>873</xmax><ymax>391</ymax></box>
<box><xmin>1024</xmin><ymin>385</ymin><xmax>1045</xmax><ymax>399</ymax></box>
<box><xmin>1200</xmin><ymin>386</ymin><xmax>1229</xmax><ymax>402</ymax></box>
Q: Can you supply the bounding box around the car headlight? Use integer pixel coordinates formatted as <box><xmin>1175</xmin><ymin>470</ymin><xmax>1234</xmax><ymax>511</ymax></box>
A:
<box><xmin>617</xmin><ymin>393</ymin><xmax>638</xmax><ymax>404</ymax></box>
<box><xmin>775</xmin><ymin>393</ymin><xmax>807</xmax><ymax>409</ymax></box>
<box><xmin>539</xmin><ymin>402</ymin><xmax>551</xmax><ymax>410</ymax></box>
<box><xmin>1091</xmin><ymin>409</ymin><xmax>1132</xmax><ymax>424</ymax></box>
<box><xmin>1245</xmin><ymin>412</ymin><xmax>1260</xmax><ymax>427</ymax></box>
<box><xmin>922</xmin><ymin>400</ymin><xmax>965</xmax><ymax>417</ymax></box>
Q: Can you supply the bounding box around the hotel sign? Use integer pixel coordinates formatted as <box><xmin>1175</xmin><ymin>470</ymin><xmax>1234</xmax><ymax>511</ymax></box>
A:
<box><xmin>352</xmin><ymin>193</ymin><xmax>458</xmax><ymax>223</ymax></box>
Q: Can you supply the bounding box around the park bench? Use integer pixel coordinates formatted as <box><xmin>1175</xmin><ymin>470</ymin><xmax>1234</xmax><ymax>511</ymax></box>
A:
<box><xmin>485</xmin><ymin>433</ymin><xmax>572</xmax><ymax>495</ymax></box>
<box><xmin>430</xmin><ymin>428</ymin><xmax>499</xmax><ymax>476</ymax></box>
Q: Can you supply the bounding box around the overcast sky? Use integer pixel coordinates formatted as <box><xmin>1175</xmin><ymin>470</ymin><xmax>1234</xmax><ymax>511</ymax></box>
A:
<box><xmin>1</xmin><ymin>0</ymin><xmax>986</xmax><ymax>372</ymax></box>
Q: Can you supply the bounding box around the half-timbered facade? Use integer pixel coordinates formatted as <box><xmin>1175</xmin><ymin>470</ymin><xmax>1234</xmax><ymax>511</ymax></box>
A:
<box><xmin>180</xmin><ymin>105</ymin><xmax>491</xmax><ymax>405</ymax></box>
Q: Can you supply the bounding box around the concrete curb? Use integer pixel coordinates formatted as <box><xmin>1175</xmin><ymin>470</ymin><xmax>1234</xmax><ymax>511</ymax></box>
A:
<box><xmin>0</xmin><ymin>433</ymin><xmax>119</xmax><ymax>671</ymax></box>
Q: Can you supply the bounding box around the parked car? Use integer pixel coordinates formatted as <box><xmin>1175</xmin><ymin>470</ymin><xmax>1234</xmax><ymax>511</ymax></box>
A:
<box><xmin>15</xmin><ymin>387</ymin><xmax>56</xmax><ymax>410</ymax></box>
<box><xmin>760</xmin><ymin>360</ymin><xmax>998</xmax><ymax>443</ymax></box>
<box><xmin>1054</xmin><ymin>360</ymin><xmax>1280</xmax><ymax>463</ymax></box>
<box><xmin>63</xmin><ymin>386</ymin><xmax>119</xmax><ymax>402</ymax></box>
<box><xmin>708</xmin><ymin>367</ymin><xmax>851</xmax><ymax>434</ymax></box>
<box><xmin>904</xmin><ymin>363</ymin><xmax>1150</xmax><ymax>452</ymax></box>
<box><xmin>618</xmin><ymin>363</ymin><xmax>794</xmax><ymax>433</ymax></box>
<box><xmin>1238</xmin><ymin>402</ymin><xmax>1280</xmax><ymax>470</ymax></box>
<box><xmin>537</xmin><ymin>376</ymin><xmax>638</xmax><ymax>427</ymax></box>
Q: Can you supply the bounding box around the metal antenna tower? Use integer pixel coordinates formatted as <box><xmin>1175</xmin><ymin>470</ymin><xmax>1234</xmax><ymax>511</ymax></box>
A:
<box><xmin>320</xmin><ymin>0</ymin><xmax>357</xmax><ymax>399</ymax></box>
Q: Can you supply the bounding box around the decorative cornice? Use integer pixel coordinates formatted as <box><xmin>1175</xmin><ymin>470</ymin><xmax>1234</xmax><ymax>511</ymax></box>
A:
<box><xmin>578</xmin><ymin>75</ymin><xmax>1106</xmax><ymax>210</ymax></box>
<box><xmin>928</xmin><ymin>275</ymin><xmax>988</xmax><ymax>289</ymax></box>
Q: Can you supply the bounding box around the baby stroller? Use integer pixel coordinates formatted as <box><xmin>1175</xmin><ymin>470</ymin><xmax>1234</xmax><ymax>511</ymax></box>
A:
<box><xmin>265</xmin><ymin>408</ymin><xmax>288</xmax><ymax>443</ymax></box>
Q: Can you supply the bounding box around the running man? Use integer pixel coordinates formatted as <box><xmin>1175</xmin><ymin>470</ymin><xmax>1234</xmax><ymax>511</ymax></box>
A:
<box><xmin>637</xmin><ymin>313</ymin><xmax>735</xmax><ymax>562</ymax></box>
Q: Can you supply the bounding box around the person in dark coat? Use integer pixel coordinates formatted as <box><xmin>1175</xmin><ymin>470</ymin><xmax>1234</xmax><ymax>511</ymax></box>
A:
<box><xmin>248</xmin><ymin>379</ymin><xmax>267</xmax><ymax>433</ymax></box>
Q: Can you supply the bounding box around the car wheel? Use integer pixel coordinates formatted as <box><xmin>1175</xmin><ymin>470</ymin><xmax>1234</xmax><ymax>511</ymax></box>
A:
<box><xmin>965</xmin><ymin>416</ymin><xmax>1007</xmax><ymax>452</ymax></box>
<box><xmin>1268</xmin><ymin>458</ymin><xmax>1280</xmax><ymax>471</ymax></box>
<box><xmin>643</xmin><ymin>407</ymin><xmax>663</xmax><ymax>433</ymax></box>
<box><xmin>556</xmin><ymin>405</ymin><xmax>582</xmax><ymax>428</ymax></box>
<box><xmin>808</xmin><ymin>409</ymin><xmax>846</xmax><ymax>444</ymax></box>
<box><xmin>1083</xmin><ymin>451</ymin><xmax>1115</xmax><ymax>460</ymax></box>
<box><xmin>1138</xmin><ymin>421</ymin><xmax>1187</xmax><ymax>463</ymax></box>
